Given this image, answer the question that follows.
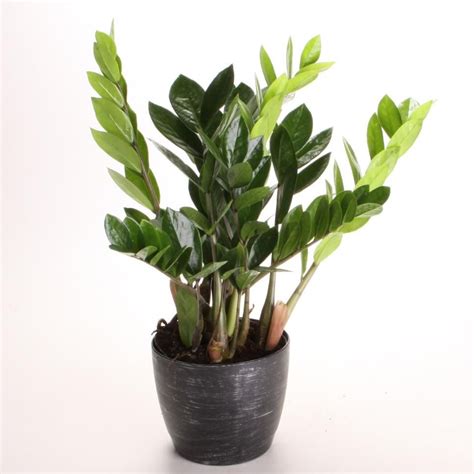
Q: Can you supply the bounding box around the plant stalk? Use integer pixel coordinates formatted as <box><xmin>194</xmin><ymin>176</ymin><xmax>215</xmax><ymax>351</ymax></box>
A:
<box><xmin>258</xmin><ymin>270</ymin><xmax>276</xmax><ymax>346</ymax></box>
<box><xmin>286</xmin><ymin>262</ymin><xmax>318</xmax><ymax>317</ymax></box>
<box><xmin>237</xmin><ymin>288</ymin><xmax>250</xmax><ymax>347</ymax></box>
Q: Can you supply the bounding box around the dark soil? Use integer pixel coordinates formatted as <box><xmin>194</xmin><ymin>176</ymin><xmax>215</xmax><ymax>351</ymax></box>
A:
<box><xmin>153</xmin><ymin>317</ymin><xmax>285</xmax><ymax>364</ymax></box>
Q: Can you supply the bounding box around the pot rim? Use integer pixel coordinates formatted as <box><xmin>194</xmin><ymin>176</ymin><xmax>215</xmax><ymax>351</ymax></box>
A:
<box><xmin>152</xmin><ymin>329</ymin><xmax>289</xmax><ymax>368</ymax></box>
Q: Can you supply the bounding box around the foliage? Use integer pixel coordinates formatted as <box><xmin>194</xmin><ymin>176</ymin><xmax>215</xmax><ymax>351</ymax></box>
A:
<box><xmin>89</xmin><ymin>26</ymin><xmax>431</xmax><ymax>362</ymax></box>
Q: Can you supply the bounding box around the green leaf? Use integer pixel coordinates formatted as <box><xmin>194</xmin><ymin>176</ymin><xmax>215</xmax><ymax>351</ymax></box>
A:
<box><xmin>173</xmin><ymin>283</ymin><xmax>200</xmax><ymax>348</ymax></box>
<box><xmin>139</xmin><ymin>221</ymin><xmax>170</xmax><ymax>250</ymax></box>
<box><xmin>241</xmin><ymin>221</ymin><xmax>270</xmax><ymax>241</ymax></box>
<box><xmin>201</xmin><ymin>65</ymin><xmax>234</xmax><ymax>125</ymax></box>
<box><xmin>87</xmin><ymin>72</ymin><xmax>124</xmax><ymax>106</ymax></box>
<box><xmin>353</xmin><ymin>185</ymin><xmax>370</xmax><ymax>203</ymax></box>
<box><xmin>163</xmin><ymin>209</ymin><xmax>202</xmax><ymax>274</ymax></box>
<box><xmin>223</xmin><ymin>116</ymin><xmax>248</xmax><ymax>165</ymax></box>
<box><xmin>234</xmin><ymin>187</ymin><xmax>271</xmax><ymax>210</ymax></box>
<box><xmin>299</xmin><ymin>211</ymin><xmax>312</xmax><ymax>247</ymax></box>
<box><xmin>148</xmin><ymin>102</ymin><xmax>203</xmax><ymax>159</ymax></box>
<box><xmin>260</xmin><ymin>46</ymin><xmax>277</xmax><ymax>86</ymax></box>
<box><xmin>237</xmin><ymin>98</ymin><xmax>253</xmax><ymax>130</ymax></box>
<box><xmin>244</xmin><ymin>136</ymin><xmax>264</xmax><ymax>164</ymax></box>
<box><xmin>189</xmin><ymin>261</ymin><xmax>227</xmax><ymax>282</ymax></box>
<box><xmin>124</xmin><ymin>167</ymin><xmax>159</xmax><ymax>208</ymax></box>
<box><xmin>329</xmin><ymin>200</ymin><xmax>342</xmax><ymax>232</ymax></box>
<box><xmin>281</xmin><ymin>104</ymin><xmax>313</xmax><ymax>151</ymax></box>
<box><xmin>367</xmin><ymin>113</ymin><xmax>385</xmax><ymax>159</ymax></box>
<box><xmin>199</xmin><ymin>154</ymin><xmax>215</xmax><ymax>192</ymax></box>
<box><xmin>356</xmin><ymin>146</ymin><xmax>400</xmax><ymax>190</ymax></box>
<box><xmin>108</xmin><ymin>169</ymin><xmax>153</xmax><ymax>210</ymax></box>
<box><xmin>287</xmin><ymin>62</ymin><xmax>334</xmax><ymax>93</ymax></box>
<box><xmin>248</xmin><ymin>226</ymin><xmax>278</xmax><ymax>268</ymax></box>
<box><xmin>410</xmin><ymin>100</ymin><xmax>433</xmax><ymax>121</ymax></box>
<box><xmin>136</xmin><ymin>245</ymin><xmax>158</xmax><ymax>261</ymax></box>
<box><xmin>251</xmin><ymin>94</ymin><xmax>284</xmax><ymax>141</ymax></box>
<box><xmin>151</xmin><ymin>140</ymin><xmax>200</xmax><ymax>186</ymax></box>
<box><xmin>326</xmin><ymin>179</ymin><xmax>333</xmax><ymax>201</ymax></box>
<box><xmin>359</xmin><ymin>186</ymin><xmax>391</xmax><ymax>205</ymax></box>
<box><xmin>300</xmin><ymin>35</ymin><xmax>321</xmax><ymax>68</ymax></box>
<box><xmin>255</xmin><ymin>75</ymin><xmax>263</xmax><ymax>108</ymax></box>
<box><xmin>123</xmin><ymin>216</ymin><xmax>143</xmax><ymax>252</ymax></box>
<box><xmin>355</xmin><ymin>203</ymin><xmax>383</xmax><ymax>218</ymax></box>
<box><xmin>198</xmin><ymin>128</ymin><xmax>226</xmax><ymax>166</ymax></box>
<box><xmin>91</xmin><ymin>129</ymin><xmax>141</xmax><ymax>172</ymax></box>
<box><xmin>342</xmin><ymin>138</ymin><xmax>361</xmax><ymax>183</ymax></box>
<box><xmin>333</xmin><ymin>161</ymin><xmax>344</xmax><ymax>194</ymax></box>
<box><xmin>104</xmin><ymin>214</ymin><xmax>131</xmax><ymax>250</ymax></box>
<box><xmin>271</xmin><ymin>127</ymin><xmax>297</xmax><ymax>223</ymax></box>
<box><xmin>169</xmin><ymin>74</ymin><xmax>204</xmax><ymax>131</ymax></box>
<box><xmin>286</xmin><ymin>37</ymin><xmax>293</xmax><ymax>78</ymax></box>
<box><xmin>92</xmin><ymin>97</ymin><xmax>134</xmax><ymax>143</ymax></box>
<box><xmin>124</xmin><ymin>207</ymin><xmax>149</xmax><ymax>223</ymax></box>
<box><xmin>295</xmin><ymin>152</ymin><xmax>330</xmax><ymax>193</ymax></box>
<box><xmin>313</xmin><ymin>232</ymin><xmax>343</xmax><ymax>264</ymax></box>
<box><xmin>308</xmin><ymin>195</ymin><xmax>330</xmax><ymax>239</ymax></box>
<box><xmin>228</xmin><ymin>162</ymin><xmax>253</xmax><ymax>188</ymax></box>
<box><xmin>277</xmin><ymin>223</ymin><xmax>300</xmax><ymax>260</ymax></box>
<box><xmin>235</xmin><ymin>270</ymin><xmax>259</xmax><ymax>290</ymax></box>
<box><xmin>388</xmin><ymin>119</ymin><xmax>423</xmax><ymax>156</ymax></box>
<box><xmin>94</xmin><ymin>32</ymin><xmax>120</xmax><ymax>82</ymax></box>
<box><xmin>180</xmin><ymin>207</ymin><xmax>211</xmax><ymax>233</ymax></box>
<box><xmin>398</xmin><ymin>98</ymin><xmax>420</xmax><ymax>123</ymax></box>
<box><xmin>377</xmin><ymin>95</ymin><xmax>402</xmax><ymax>137</ymax></box>
<box><xmin>149</xmin><ymin>245</ymin><xmax>171</xmax><ymax>266</ymax></box>
<box><xmin>297</xmin><ymin>127</ymin><xmax>333</xmax><ymax>167</ymax></box>
<box><xmin>339</xmin><ymin>217</ymin><xmax>370</xmax><ymax>233</ymax></box>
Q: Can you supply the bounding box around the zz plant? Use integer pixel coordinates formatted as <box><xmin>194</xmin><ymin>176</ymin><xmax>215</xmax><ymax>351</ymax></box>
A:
<box><xmin>89</xmin><ymin>25</ymin><xmax>431</xmax><ymax>363</ymax></box>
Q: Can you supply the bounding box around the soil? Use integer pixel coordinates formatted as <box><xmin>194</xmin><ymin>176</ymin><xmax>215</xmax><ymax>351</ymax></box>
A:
<box><xmin>153</xmin><ymin>317</ymin><xmax>285</xmax><ymax>364</ymax></box>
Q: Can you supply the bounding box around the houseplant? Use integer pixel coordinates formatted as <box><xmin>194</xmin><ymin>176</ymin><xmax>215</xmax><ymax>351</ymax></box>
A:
<box><xmin>88</xmin><ymin>24</ymin><xmax>431</xmax><ymax>465</ymax></box>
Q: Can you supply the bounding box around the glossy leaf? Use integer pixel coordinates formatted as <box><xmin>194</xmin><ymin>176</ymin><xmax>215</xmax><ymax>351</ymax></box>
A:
<box><xmin>228</xmin><ymin>162</ymin><xmax>253</xmax><ymax>188</ymax></box>
<box><xmin>123</xmin><ymin>216</ymin><xmax>143</xmax><ymax>252</ymax></box>
<box><xmin>357</xmin><ymin>146</ymin><xmax>400</xmax><ymax>190</ymax></box>
<box><xmin>180</xmin><ymin>207</ymin><xmax>211</xmax><ymax>233</ymax></box>
<box><xmin>313</xmin><ymin>232</ymin><xmax>343</xmax><ymax>264</ymax></box>
<box><xmin>367</xmin><ymin>113</ymin><xmax>385</xmax><ymax>159</ymax></box>
<box><xmin>339</xmin><ymin>217</ymin><xmax>370</xmax><ymax>233</ymax></box>
<box><xmin>333</xmin><ymin>160</ymin><xmax>344</xmax><ymax>194</ymax></box>
<box><xmin>149</xmin><ymin>102</ymin><xmax>203</xmax><ymax>158</ymax></box>
<box><xmin>326</xmin><ymin>179</ymin><xmax>333</xmax><ymax>201</ymax></box>
<box><xmin>149</xmin><ymin>245</ymin><xmax>171</xmax><ymax>267</ymax></box>
<box><xmin>173</xmin><ymin>283</ymin><xmax>200</xmax><ymax>348</ymax></box>
<box><xmin>234</xmin><ymin>187</ymin><xmax>271</xmax><ymax>210</ymax></box>
<box><xmin>241</xmin><ymin>221</ymin><xmax>270</xmax><ymax>241</ymax></box>
<box><xmin>91</xmin><ymin>129</ymin><xmax>141</xmax><ymax>172</ymax></box>
<box><xmin>342</xmin><ymin>138</ymin><xmax>361</xmax><ymax>183</ymax></box>
<box><xmin>108</xmin><ymin>169</ymin><xmax>153</xmax><ymax>210</ymax></box>
<box><xmin>248</xmin><ymin>227</ymin><xmax>278</xmax><ymax>268</ymax></box>
<box><xmin>224</xmin><ymin>116</ymin><xmax>248</xmax><ymax>165</ymax></box>
<box><xmin>411</xmin><ymin>100</ymin><xmax>433</xmax><ymax>121</ymax></box>
<box><xmin>295</xmin><ymin>152</ymin><xmax>330</xmax><ymax>193</ymax></box>
<box><xmin>124</xmin><ymin>167</ymin><xmax>159</xmax><ymax>207</ymax></box>
<box><xmin>169</xmin><ymin>74</ymin><xmax>204</xmax><ymax>131</ymax></box>
<box><xmin>124</xmin><ymin>207</ymin><xmax>149</xmax><ymax>223</ymax></box>
<box><xmin>92</xmin><ymin>97</ymin><xmax>134</xmax><ymax>143</ymax></box>
<box><xmin>104</xmin><ymin>214</ymin><xmax>131</xmax><ymax>250</ymax></box>
<box><xmin>334</xmin><ymin>191</ymin><xmax>357</xmax><ymax>223</ymax></box>
<box><xmin>329</xmin><ymin>200</ymin><xmax>342</xmax><ymax>232</ymax></box>
<box><xmin>87</xmin><ymin>72</ymin><xmax>124</xmax><ymax>106</ymax></box>
<box><xmin>398</xmin><ymin>98</ymin><xmax>420</xmax><ymax>123</ymax></box>
<box><xmin>260</xmin><ymin>46</ymin><xmax>277</xmax><ymax>86</ymax></box>
<box><xmin>355</xmin><ymin>203</ymin><xmax>383</xmax><ymax>218</ymax></box>
<box><xmin>377</xmin><ymin>95</ymin><xmax>402</xmax><ymax>137</ymax></box>
<box><xmin>136</xmin><ymin>245</ymin><xmax>158</xmax><ymax>261</ymax></box>
<box><xmin>359</xmin><ymin>186</ymin><xmax>391</xmax><ymax>205</ymax></box>
<box><xmin>300</xmin><ymin>35</ymin><xmax>321</xmax><ymax>68</ymax></box>
<box><xmin>281</xmin><ymin>104</ymin><xmax>313</xmax><ymax>151</ymax></box>
<box><xmin>388</xmin><ymin>119</ymin><xmax>423</xmax><ymax>156</ymax></box>
<box><xmin>287</xmin><ymin>62</ymin><xmax>334</xmax><ymax>93</ymax></box>
<box><xmin>94</xmin><ymin>32</ymin><xmax>120</xmax><ymax>81</ymax></box>
<box><xmin>201</xmin><ymin>65</ymin><xmax>234</xmax><ymax>124</ymax></box>
<box><xmin>297</xmin><ymin>128</ymin><xmax>332</xmax><ymax>167</ymax></box>
<box><xmin>237</xmin><ymin>98</ymin><xmax>253</xmax><ymax>130</ymax></box>
<box><xmin>151</xmin><ymin>140</ymin><xmax>200</xmax><ymax>186</ymax></box>
<box><xmin>235</xmin><ymin>270</ymin><xmax>259</xmax><ymax>290</ymax></box>
<box><xmin>140</xmin><ymin>220</ymin><xmax>171</xmax><ymax>250</ymax></box>
<box><xmin>308</xmin><ymin>195</ymin><xmax>330</xmax><ymax>239</ymax></box>
<box><xmin>189</xmin><ymin>261</ymin><xmax>227</xmax><ymax>282</ymax></box>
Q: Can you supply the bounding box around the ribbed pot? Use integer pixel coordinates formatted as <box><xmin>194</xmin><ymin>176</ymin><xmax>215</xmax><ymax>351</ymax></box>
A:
<box><xmin>151</xmin><ymin>331</ymin><xmax>290</xmax><ymax>465</ymax></box>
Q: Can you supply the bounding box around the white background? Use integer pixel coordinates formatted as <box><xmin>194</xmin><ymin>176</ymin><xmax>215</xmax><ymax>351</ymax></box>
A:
<box><xmin>1</xmin><ymin>0</ymin><xmax>472</xmax><ymax>472</ymax></box>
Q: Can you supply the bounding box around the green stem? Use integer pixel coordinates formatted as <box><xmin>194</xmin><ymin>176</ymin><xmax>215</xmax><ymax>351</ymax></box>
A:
<box><xmin>286</xmin><ymin>262</ymin><xmax>318</xmax><ymax>317</ymax></box>
<box><xmin>258</xmin><ymin>270</ymin><xmax>276</xmax><ymax>346</ymax></box>
<box><xmin>237</xmin><ymin>288</ymin><xmax>250</xmax><ymax>347</ymax></box>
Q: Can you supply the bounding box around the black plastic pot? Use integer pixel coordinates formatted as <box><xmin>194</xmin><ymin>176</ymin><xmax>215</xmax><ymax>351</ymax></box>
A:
<box><xmin>151</xmin><ymin>330</ymin><xmax>290</xmax><ymax>465</ymax></box>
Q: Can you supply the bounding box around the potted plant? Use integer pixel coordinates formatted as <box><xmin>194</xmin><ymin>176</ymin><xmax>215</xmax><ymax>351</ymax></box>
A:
<box><xmin>88</xmin><ymin>24</ymin><xmax>431</xmax><ymax>465</ymax></box>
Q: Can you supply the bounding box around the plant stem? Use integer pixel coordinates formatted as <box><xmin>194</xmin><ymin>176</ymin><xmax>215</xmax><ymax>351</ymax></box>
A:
<box><xmin>237</xmin><ymin>288</ymin><xmax>250</xmax><ymax>347</ymax></box>
<box><xmin>286</xmin><ymin>262</ymin><xmax>318</xmax><ymax>317</ymax></box>
<box><xmin>227</xmin><ymin>291</ymin><xmax>241</xmax><ymax>359</ymax></box>
<box><xmin>258</xmin><ymin>270</ymin><xmax>276</xmax><ymax>346</ymax></box>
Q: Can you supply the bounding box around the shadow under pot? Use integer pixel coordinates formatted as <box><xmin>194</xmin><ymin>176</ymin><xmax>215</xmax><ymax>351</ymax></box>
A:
<box><xmin>151</xmin><ymin>327</ymin><xmax>290</xmax><ymax>466</ymax></box>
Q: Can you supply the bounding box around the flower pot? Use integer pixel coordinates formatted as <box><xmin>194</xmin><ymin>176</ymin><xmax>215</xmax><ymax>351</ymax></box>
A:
<box><xmin>151</xmin><ymin>328</ymin><xmax>290</xmax><ymax>465</ymax></box>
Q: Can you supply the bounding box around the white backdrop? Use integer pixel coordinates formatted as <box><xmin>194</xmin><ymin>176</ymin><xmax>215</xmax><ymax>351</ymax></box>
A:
<box><xmin>2</xmin><ymin>0</ymin><xmax>472</xmax><ymax>472</ymax></box>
